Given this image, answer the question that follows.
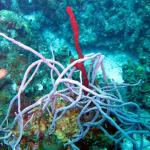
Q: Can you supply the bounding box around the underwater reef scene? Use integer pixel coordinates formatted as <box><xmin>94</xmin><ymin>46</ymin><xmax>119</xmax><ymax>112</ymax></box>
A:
<box><xmin>0</xmin><ymin>0</ymin><xmax>150</xmax><ymax>150</ymax></box>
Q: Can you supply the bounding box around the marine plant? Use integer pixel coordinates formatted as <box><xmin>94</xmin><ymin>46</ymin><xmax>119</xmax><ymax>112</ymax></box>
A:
<box><xmin>0</xmin><ymin>6</ymin><xmax>150</xmax><ymax>150</ymax></box>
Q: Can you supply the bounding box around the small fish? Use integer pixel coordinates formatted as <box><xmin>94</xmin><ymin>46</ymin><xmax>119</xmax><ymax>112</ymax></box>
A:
<box><xmin>68</xmin><ymin>49</ymin><xmax>72</xmax><ymax>57</ymax></box>
<box><xmin>0</xmin><ymin>68</ymin><xmax>7</xmax><ymax>79</ymax></box>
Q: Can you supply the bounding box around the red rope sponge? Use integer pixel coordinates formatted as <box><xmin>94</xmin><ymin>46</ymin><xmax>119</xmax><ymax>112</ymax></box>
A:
<box><xmin>66</xmin><ymin>6</ymin><xmax>89</xmax><ymax>92</ymax></box>
<box><xmin>66</xmin><ymin>6</ymin><xmax>83</xmax><ymax>58</ymax></box>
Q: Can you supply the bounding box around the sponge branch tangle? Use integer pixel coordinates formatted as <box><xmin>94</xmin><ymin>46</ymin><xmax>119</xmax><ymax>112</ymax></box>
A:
<box><xmin>0</xmin><ymin>33</ymin><xmax>150</xmax><ymax>150</ymax></box>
